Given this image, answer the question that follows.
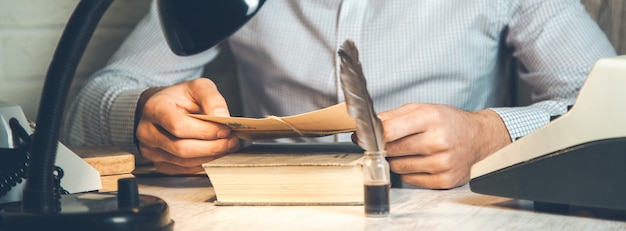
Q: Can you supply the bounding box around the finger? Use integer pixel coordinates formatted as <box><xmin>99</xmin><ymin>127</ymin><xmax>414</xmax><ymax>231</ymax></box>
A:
<box><xmin>187</xmin><ymin>78</ymin><xmax>231</xmax><ymax>116</ymax></box>
<box><xmin>379</xmin><ymin>104</ymin><xmax>433</xmax><ymax>142</ymax></box>
<box><xmin>139</xmin><ymin>124</ymin><xmax>240</xmax><ymax>158</ymax></box>
<box><xmin>377</xmin><ymin>103</ymin><xmax>421</xmax><ymax>121</ymax></box>
<box><xmin>158</xmin><ymin>135</ymin><xmax>239</xmax><ymax>159</ymax></box>
<box><xmin>140</xmin><ymin>145</ymin><xmax>228</xmax><ymax>167</ymax></box>
<box><xmin>384</xmin><ymin>132</ymin><xmax>451</xmax><ymax>157</ymax></box>
<box><xmin>143</xmin><ymin>95</ymin><xmax>232</xmax><ymax>140</ymax></box>
<box><xmin>137</xmin><ymin>118</ymin><xmax>226</xmax><ymax>150</ymax></box>
<box><xmin>387</xmin><ymin>154</ymin><xmax>453</xmax><ymax>175</ymax></box>
<box><xmin>136</xmin><ymin>119</ymin><xmax>169</xmax><ymax>147</ymax></box>
<box><xmin>398</xmin><ymin>172</ymin><xmax>469</xmax><ymax>189</ymax></box>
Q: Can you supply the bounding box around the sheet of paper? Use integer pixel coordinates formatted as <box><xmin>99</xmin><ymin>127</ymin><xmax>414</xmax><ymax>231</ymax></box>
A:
<box><xmin>189</xmin><ymin>103</ymin><xmax>356</xmax><ymax>140</ymax></box>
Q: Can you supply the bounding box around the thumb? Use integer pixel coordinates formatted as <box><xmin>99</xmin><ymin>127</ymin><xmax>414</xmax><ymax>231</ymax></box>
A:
<box><xmin>188</xmin><ymin>78</ymin><xmax>230</xmax><ymax>116</ymax></box>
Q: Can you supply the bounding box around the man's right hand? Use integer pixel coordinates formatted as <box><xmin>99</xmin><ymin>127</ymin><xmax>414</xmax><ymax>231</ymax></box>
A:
<box><xmin>135</xmin><ymin>78</ymin><xmax>240</xmax><ymax>174</ymax></box>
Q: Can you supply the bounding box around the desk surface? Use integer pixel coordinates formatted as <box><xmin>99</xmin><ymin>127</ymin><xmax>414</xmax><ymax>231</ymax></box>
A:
<box><xmin>136</xmin><ymin>176</ymin><xmax>626</xmax><ymax>231</ymax></box>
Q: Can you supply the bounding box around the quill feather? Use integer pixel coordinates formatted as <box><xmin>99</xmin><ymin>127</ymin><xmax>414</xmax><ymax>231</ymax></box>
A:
<box><xmin>338</xmin><ymin>40</ymin><xmax>385</xmax><ymax>152</ymax></box>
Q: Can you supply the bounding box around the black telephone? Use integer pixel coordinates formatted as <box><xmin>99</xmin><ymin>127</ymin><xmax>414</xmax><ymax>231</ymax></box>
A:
<box><xmin>0</xmin><ymin>118</ymin><xmax>30</xmax><ymax>199</ymax></box>
<box><xmin>0</xmin><ymin>101</ymin><xmax>101</xmax><ymax>204</ymax></box>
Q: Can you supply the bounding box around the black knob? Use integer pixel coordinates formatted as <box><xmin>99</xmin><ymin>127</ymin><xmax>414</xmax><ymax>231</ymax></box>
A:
<box><xmin>117</xmin><ymin>178</ymin><xmax>139</xmax><ymax>209</ymax></box>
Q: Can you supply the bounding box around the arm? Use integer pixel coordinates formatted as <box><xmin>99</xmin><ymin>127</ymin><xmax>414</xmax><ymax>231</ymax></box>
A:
<box><xmin>382</xmin><ymin>0</ymin><xmax>616</xmax><ymax>189</ymax></box>
<box><xmin>61</xmin><ymin>1</ymin><xmax>236</xmax><ymax>172</ymax></box>
<box><xmin>493</xmin><ymin>0</ymin><xmax>617</xmax><ymax>141</ymax></box>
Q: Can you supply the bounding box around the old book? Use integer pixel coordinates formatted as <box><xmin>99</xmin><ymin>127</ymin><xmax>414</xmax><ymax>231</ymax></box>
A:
<box><xmin>189</xmin><ymin>103</ymin><xmax>356</xmax><ymax>140</ymax></box>
<box><xmin>70</xmin><ymin>146</ymin><xmax>136</xmax><ymax>192</ymax></box>
<box><xmin>99</xmin><ymin>173</ymin><xmax>135</xmax><ymax>192</ymax></box>
<box><xmin>203</xmin><ymin>142</ymin><xmax>366</xmax><ymax>205</ymax></box>
<box><xmin>71</xmin><ymin>146</ymin><xmax>135</xmax><ymax>176</ymax></box>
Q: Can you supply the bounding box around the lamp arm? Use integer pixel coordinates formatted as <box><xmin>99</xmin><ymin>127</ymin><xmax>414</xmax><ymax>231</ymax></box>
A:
<box><xmin>22</xmin><ymin>0</ymin><xmax>113</xmax><ymax>212</ymax></box>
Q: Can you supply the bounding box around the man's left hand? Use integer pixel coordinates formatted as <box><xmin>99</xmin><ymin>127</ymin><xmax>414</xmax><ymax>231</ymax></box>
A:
<box><xmin>379</xmin><ymin>103</ymin><xmax>511</xmax><ymax>189</ymax></box>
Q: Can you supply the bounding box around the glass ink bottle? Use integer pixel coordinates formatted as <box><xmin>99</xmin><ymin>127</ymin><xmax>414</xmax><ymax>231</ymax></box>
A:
<box><xmin>363</xmin><ymin>150</ymin><xmax>390</xmax><ymax>217</ymax></box>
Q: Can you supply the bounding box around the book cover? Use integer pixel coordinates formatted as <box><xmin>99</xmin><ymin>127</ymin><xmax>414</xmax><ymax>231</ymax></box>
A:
<box><xmin>203</xmin><ymin>142</ymin><xmax>366</xmax><ymax>205</ymax></box>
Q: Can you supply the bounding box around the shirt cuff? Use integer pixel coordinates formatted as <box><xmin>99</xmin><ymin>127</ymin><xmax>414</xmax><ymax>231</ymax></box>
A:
<box><xmin>109</xmin><ymin>88</ymin><xmax>150</xmax><ymax>164</ymax></box>
<box><xmin>489</xmin><ymin>106</ymin><xmax>552</xmax><ymax>141</ymax></box>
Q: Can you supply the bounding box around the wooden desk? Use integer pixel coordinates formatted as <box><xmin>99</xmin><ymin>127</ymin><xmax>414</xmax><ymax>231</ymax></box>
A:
<box><xmin>136</xmin><ymin>176</ymin><xmax>626</xmax><ymax>230</ymax></box>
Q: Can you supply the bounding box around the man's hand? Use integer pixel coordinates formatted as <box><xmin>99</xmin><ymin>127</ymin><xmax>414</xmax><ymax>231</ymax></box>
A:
<box><xmin>135</xmin><ymin>78</ymin><xmax>240</xmax><ymax>174</ymax></box>
<box><xmin>379</xmin><ymin>103</ymin><xmax>511</xmax><ymax>189</ymax></box>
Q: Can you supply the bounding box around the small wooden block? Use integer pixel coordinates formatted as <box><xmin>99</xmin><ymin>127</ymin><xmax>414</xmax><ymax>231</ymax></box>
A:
<box><xmin>100</xmin><ymin>173</ymin><xmax>135</xmax><ymax>192</ymax></box>
<box><xmin>70</xmin><ymin>146</ymin><xmax>135</xmax><ymax>176</ymax></box>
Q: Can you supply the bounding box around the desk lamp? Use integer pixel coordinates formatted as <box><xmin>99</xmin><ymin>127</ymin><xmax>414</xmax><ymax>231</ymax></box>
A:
<box><xmin>0</xmin><ymin>0</ymin><xmax>265</xmax><ymax>230</ymax></box>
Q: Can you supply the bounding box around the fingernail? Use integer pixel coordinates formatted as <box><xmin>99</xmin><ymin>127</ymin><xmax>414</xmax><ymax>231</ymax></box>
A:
<box><xmin>216</xmin><ymin>129</ymin><xmax>230</xmax><ymax>139</ymax></box>
<box><xmin>227</xmin><ymin>137</ymin><xmax>240</xmax><ymax>153</ymax></box>
<box><xmin>213</xmin><ymin>107</ymin><xmax>230</xmax><ymax>117</ymax></box>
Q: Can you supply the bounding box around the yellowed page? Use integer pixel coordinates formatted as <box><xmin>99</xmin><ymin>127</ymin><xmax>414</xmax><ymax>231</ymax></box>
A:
<box><xmin>189</xmin><ymin>103</ymin><xmax>356</xmax><ymax>140</ymax></box>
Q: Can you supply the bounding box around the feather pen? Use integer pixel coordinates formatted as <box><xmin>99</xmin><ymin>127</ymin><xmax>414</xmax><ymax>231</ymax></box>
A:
<box><xmin>337</xmin><ymin>40</ymin><xmax>385</xmax><ymax>152</ymax></box>
<box><xmin>338</xmin><ymin>39</ymin><xmax>390</xmax><ymax>217</ymax></box>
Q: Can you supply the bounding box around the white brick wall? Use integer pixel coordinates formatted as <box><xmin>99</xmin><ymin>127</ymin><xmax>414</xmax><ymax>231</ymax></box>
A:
<box><xmin>0</xmin><ymin>0</ymin><xmax>151</xmax><ymax>120</ymax></box>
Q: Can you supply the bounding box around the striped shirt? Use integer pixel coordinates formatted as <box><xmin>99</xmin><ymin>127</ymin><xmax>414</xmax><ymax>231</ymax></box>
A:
<box><xmin>62</xmin><ymin>0</ymin><xmax>616</xmax><ymax>157</ymax></box>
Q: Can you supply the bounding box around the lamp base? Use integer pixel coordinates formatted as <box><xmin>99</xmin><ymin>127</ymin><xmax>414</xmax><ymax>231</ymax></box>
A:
<box><xmin>0</xmin><ymin>179</ymin><xmax>173</xmax><ymax>231</ymax></box>
<box><xmin>0</xmin><ymin>193</ymin><xmax>173</xmax><ymax>231</ymax></box>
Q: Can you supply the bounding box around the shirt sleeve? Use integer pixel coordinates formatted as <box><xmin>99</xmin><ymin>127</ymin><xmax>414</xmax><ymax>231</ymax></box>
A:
<box><xmin>490</xmin><ymin>0</ymin><xmax>616</xmax><ymax>141</ymax></box>
<box><xmin>60</xmin><ymin>0</ymin><xmax>220</xmax><ymax>156</ymax></box>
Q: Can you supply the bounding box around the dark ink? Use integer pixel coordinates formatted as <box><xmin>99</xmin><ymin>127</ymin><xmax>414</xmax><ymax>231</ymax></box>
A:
<box><xmin>364</xmin><ymin>184</ymin><xmax>390</xmax><ymax>217</ymax></box>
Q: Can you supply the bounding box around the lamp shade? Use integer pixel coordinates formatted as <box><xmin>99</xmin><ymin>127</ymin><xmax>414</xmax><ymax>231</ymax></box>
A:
<box><xmin>157</xmin><ymin>0</ymin><xmax>266</xmax><ymax>56</ymax></box>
